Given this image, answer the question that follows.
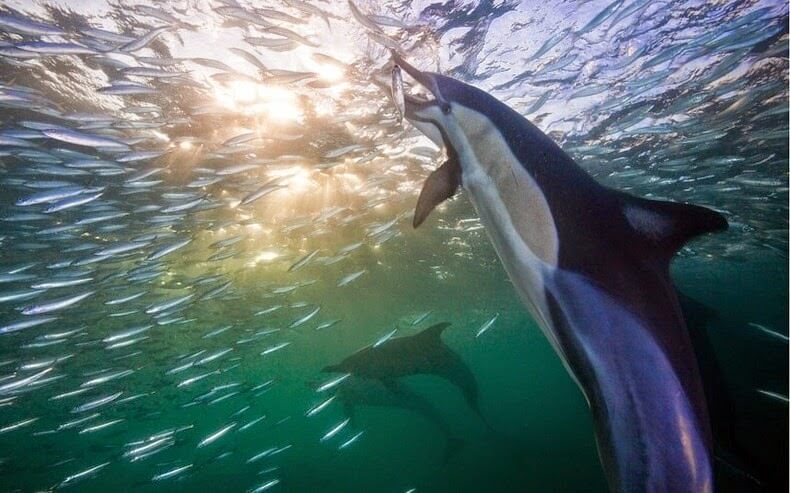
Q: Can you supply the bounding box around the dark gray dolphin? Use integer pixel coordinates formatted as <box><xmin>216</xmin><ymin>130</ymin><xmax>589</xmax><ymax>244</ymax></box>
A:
<box><xmin>678</xmin><ymin>292</ymin><xmax>767</xmax><ymax>491</ymax></box>
<box><xmin>393</xmin><ymin>53</ymin><xmax>728</xmax><ymax>493</ymax></box>
<box><xmin>334</xmin><ymin>375</ymin><xmax>464</xmax><ymax>462</ymax></box>
<box><xmin>322</xmin><ymin>322</ymin><xmax>485</xmax><ymax>424</ymax></box>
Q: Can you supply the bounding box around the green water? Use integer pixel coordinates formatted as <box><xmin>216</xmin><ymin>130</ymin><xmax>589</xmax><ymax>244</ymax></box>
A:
<box><xmin>0</xmin><ymin>0</ymin><xmax>788</xmax><ymax>491</ymax></box>
<box><xmin>2</xmin><ymin>196</ymin><xmax>786</xmax><ymax>492</ymax></box>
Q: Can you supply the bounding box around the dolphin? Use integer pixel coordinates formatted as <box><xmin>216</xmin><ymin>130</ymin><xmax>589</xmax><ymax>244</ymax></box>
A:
<box><xmin>333</xmin><ymin>375</ymin><xmax>465</xmax><ymax>461</ymax></box>
<box><xmin>393</xmin><ymin>53</ymin><xmax>728</xmax><ymax>492</ymax></box>
<box><xmin>322</xmin><ymin>322</ymin><xmax>486</xmax><ymax>424</ymax></box>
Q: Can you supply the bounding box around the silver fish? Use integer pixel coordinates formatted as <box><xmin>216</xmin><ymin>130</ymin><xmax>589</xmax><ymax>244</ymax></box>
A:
<box><xmin>316</xmin><ymin>373</ymin><xmax>350</xmax><ymax>392</ymax></box>
<box><xmin>391</xmin><ymin>65</ymin><xmax>405</xmax><ymax>123</ymax></box>
<box><xmin>347</xmin><ymin>0</ymin><xmax>382</xmax><ymax>33</ymax></box>
<box><xmin>59</xmin><ymin>462</ymin><xmax>110</xmax><ymax>486</ymax></box>
<box><xmin>475</xmin><ymin>313</ymin><xmax>499</xmax><ymax>338</ymax></box>
<box><xmin>250</xmin><ymin>479</ymin><xmax>281</xmax><ymax>492</ymax></box>
<box><xmin>44</xmin><ymin>191</ymin><xmax>104</xmax><ymax>213</ymax></box>
<box><xmin>22</xmin><ymin>291</ymin><xmax>94</xmax><ymax>315</ymax></box>
<box><xmin>121</xmin><ymin>26</ymin><xmax>171</xmax><ymax>52</ymax></box>
<box><xmin>0</xmin><ymin>367</ymin><xmax>53</xmax><ymax>394</ymax></box>
<box><xmin>42</xmin><ymin>129</ymin><xmax>129</xmax><ymax>151</ymax></box>
<box><xmin>289</xmin><ymin>306</ymin><xmax>320</xmax><ymax>328</ymax></box>
<box><xmin>320</xmin><ymin>418</ymin><xmax>350</xmax><ymax>441</ymax></box>
<box><xmin>0</xmin><ymin>317</ymin><xmax>58</xmax><ymax>335</ymax></box>
<box><xmin>16</xmin><ymin>42</ymin><xmax>97</xmax><ymax>55</ymax></box>
<box><xmin>339</xmin><ymin>430</ymin><xmax>364</xmax><ymax>449</ymax></box>
<box><xmin>0</xmin><ymin>15</ymin><xmax>64</xmax><ymax>35</ymax></box>
<box><xmin>71</xmin><ymin>391</ymin><xmax>122</xmax><ymax>413</ymax></box>
<box><xmin>260</xmin><ymin>342</ymin><xmax>291</xmax><ymax>355</ymax></box>
<box><xmin>239</xmin><ymin>415</ymin><xmax>266</xmax><ymax>432</ymax></box>
<box><xmin>288</xmin><ymin>250</ymin><xmax>319</xmax><ymax>272</ymax></box>
<box><xmin>147</xmin><ymin>238</ymin><xmax>191</xmax><ymax>260</ymax></box>
<box><xmin>197</xmin><ymin>422</ymin><xmax>236</xmax><ymax>447</ymax></box>
<box><xmin>152</xmin><ymin>464</ymin><xmax>193</xmax><ymax>481</ymax></box>
<box><xmin>79</xmin><ymin>419</ymin><xmax>124</xmax><ymax>434</ymax></box>
<box><xmin>337</xmin><ymin>269</ymin><xmax>366</xmax><ymax>287</ymax></box>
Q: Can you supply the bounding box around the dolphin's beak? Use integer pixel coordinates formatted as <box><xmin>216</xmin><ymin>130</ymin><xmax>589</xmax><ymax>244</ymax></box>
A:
<box><xmin>391</xmin><ymin>51</ymin><xmax>450</xmax><ymax>116</ymax></box>
<box><xmin>391</xmin><ymin>52</ymin><xmax>462</xmax><ymax>230</ymax></box>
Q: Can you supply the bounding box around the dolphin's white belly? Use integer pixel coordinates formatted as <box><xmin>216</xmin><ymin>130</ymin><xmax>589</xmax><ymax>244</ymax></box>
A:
<box><xmin>448</xmin><ymin>130</ymin><xmax>585</xmax><ymax>392</ymax></box>
<box><xmin>445</xmin><ymin>106</ymin><xmax>575</xmax><ymax>381</ymax></box>
<box><xmin>461</xmin><ymin>167</ymin><xmax>584</xmax><ymax>388</ymax></box>
<box><xmin>463</xmin><ymin>172</ymin><xmax>551</xmax><ymax>331</ymax></box>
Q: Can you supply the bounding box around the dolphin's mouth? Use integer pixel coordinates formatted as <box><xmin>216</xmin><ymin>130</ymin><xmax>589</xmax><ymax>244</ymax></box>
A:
<box><xmin>391</xmin><ymin>51</ymin><xmax>449</xmax><ymax>118</ymax></box>
<box><xmin>403</xmin><ymin>93</ymin><xmax>436</xmax><ymax>121</ymax></box>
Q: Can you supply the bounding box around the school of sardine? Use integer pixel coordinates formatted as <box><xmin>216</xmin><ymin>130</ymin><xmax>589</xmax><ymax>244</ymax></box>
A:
<box><xmin>0</xmin><ymin>0</ymin><xmax>786</xmax><ymax>491</ymax></box>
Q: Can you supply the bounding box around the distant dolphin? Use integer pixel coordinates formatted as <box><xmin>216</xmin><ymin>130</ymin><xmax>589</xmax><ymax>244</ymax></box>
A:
<box><xmin>334</xmin><ymin>375</ymin><xmax>464</xmax><ymax>462</ymax></box>
<box><xmin>393</xmin><ymin>53</ymin><xmax>728</xmax><ymax>492</ymax></box>
<box><xmin>322</xmin><ymin>322</ymin><xmax>486</xmax><ymax>424</ymax></box>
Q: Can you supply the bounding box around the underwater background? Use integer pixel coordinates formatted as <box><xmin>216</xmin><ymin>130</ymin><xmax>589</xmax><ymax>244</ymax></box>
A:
<box><xmin>0</xmin><ymin>0</ymin><xmax>787</xmax><ymax>491</ymax></box>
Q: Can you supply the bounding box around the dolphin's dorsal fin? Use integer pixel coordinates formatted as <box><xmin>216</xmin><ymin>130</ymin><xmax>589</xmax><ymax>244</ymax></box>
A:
<box><xmin>621</xmin><ymin>194</ymin><xmax>728</xmax><ymax>258</ymax></box>
<box><xmin>413</xmin><ymin>158</ymin><xmax>461</xmax><ymax>228</ymax></box>
<box><xmin>417</xmin><ymin>322</ymin><xmax>451</xmax><ymax>344</ymax></box>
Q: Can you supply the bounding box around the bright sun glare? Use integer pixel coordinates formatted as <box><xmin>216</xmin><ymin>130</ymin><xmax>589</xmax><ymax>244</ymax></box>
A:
<box><xmin>214</xmin><ymin>81</ymin><xmax>303</xmax><ymax>123</ymax></box>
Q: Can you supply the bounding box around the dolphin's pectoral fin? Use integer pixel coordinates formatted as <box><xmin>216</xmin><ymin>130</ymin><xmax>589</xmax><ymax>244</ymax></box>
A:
<box><xmin>413</xmin><ymin>158</ymin><xmax>461</xmax><ymax>228</ymax></box>
<box><xmin>621</xmin><ymin>193</ymin><xmax>728</xmax><ymax>258</ymax></box>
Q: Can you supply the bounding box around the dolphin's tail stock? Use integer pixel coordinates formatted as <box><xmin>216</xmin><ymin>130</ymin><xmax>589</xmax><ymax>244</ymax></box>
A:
<box><xmin>459</xmin><ymin>381</ymin><xmax>495</xmax><ymax>434</ymax></box>
<box><xmin>416</xmin><ymin>323</ymin><xmax>496</xmax><ymax>433</ymax></box>
<box><xmin>455</xmin><ymin>379</ymin><xmax>495</xmax><ymax>435</ymax></box>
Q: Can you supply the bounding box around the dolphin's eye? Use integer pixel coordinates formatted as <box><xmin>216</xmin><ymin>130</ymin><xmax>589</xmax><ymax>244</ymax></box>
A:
<box><xmin>441</xmin><ymin>103</ymin><xmax>451</xmax><ymax>115</ymax></box>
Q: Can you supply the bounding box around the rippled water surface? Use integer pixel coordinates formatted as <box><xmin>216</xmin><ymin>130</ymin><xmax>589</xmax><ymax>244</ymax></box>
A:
<box><xmin>0</xmin><ymin>0</ymin><xmax>787</xmax><ymax>492</ymax></box>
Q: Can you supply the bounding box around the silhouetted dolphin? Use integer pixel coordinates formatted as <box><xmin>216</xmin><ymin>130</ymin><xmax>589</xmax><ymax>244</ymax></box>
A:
<box><xmin>334</xmin><ymin>375</ymin><xmax>464</xmax><ymax>462</ymax></box>
<box><xmin>322</xmin><ymin>322</ymin><xmax>485</xmax><ymax>423</ymax></box>
<box><xmin>394</xmin><ymin>53</ymin><xmax>728</xmax><ymax>492</ymax></box>
<box><xmin>678</xmin><ymin>293</ymin><xmax>766</xmax><ymax>491</ymax></box>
